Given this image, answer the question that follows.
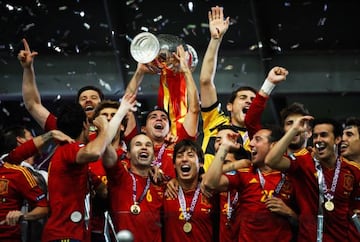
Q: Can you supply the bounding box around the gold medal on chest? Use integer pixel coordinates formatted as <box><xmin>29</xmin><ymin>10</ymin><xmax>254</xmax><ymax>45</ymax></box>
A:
<box><xmin>130</xmin><ymin>204</ymin><xmax>141</xmax><ymax>215</ymax></box>
<box><xmin>183</xmin><ymin>222</ymin><xmax>192</xmax><ymax>233</ymax></box>
<box><xmin>324</xmin><ymin>200</ymin><xmax>334</xmax><ymax>211</ymax></box>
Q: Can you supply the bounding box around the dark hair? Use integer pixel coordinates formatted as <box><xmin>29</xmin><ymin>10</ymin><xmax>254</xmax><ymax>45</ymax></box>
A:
<box><xmin>173</xmin><ymin>139</ymin><xmax>204</xmax><ymax>164</ymax></box>
<box><xmin>0</xmin><ymin>125</ymin><xmax>26</xmax><ymax>155</ymax></box>
<box><xmin>312</xmin><ymin>118</ymin><xmax>342</xmax><ymax>138</ymax></box>
<box><xmin>280</xmin><ymin>102</ymin><xmax>310</xmax><ymax>125</ymax></box>
<box><xmin>227</xmin><ymin>86</ymin><xmax>257</xmax><ymax>104</ymax></box>
<box><xmin>76</xmin><ymin>85</ymin><xmax>104</xmax><ymax>103</ymax></box>
<box><xmin>262</xmin><ymin>124</ymin><xmax>285</xmax><ymax>143</ymax></box>
<box><xmin>344</xmin><ymin>117</ymin><xmax>360</xmax><ymax>136</ymax></box>
<box><xmin>145</xmin><ymin>107</ymin><xmax>171</xmax><ymax>126</ymax></box>
<box><xmin>128</xmin><ymin>132</ymin><xmax>152</xmax><ymax>152</ymax></box>
<box><xmin>57</xmin><ymin>103</ymin><xmax>87</xmax><ymax>139</ymax></box>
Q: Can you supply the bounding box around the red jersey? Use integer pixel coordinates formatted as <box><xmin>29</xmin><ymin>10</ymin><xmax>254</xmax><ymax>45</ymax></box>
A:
<box><xmin>4</xmin><ymin>139</ymin><xmax>38</xmax><ymax>165</ymax></box>
<box><xmin>226</xmin><ymin>166</ymin><xmax>293</xmax><ymax>242</ymax></box>
<box><xmin>106</xmin><ymin>162</ymin><xmax>164</xmax><ymax>242</ymax></box>
<box><xmin>244</xmin><ymin>93</ymin><xmax>268</xmax><ymax>140</ymax></box>
<box><xmin>288</xmin><ymin>153</ymin><xmax>360</xmax><ymax>242</ymax></box>
<box><xmin>42</xmin><ymin>142</ymin><xmax>91</xmax><ymax>242</ymax></box>
<box><xmin>163</xmin><ymin>187</ymin><xmax>215</xmax><ymax>242</ymax></box>
<box><xmin>0</xmin><ymin>163</ymin><xmax>48</xmax><ymax>241</ymax></box>
<box><xmin>219</xmin><ymin>170</ymin><xmax>241</xmax><ymax>242</ymax></box>
<box><xmin>154</xmin><ymin>123</ymin><xmax>195</xmax><ymax>179</ymax></box>
<box><xmin>88</xmin><ymin>160</ymin><xmax>107</xmax><ymax>235</ymax></box>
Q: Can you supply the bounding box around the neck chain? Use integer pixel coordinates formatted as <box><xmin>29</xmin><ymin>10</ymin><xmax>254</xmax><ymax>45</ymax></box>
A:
<box><xmin>129</xmin><ymin>171</ymin><xmax>151</xmax><ymax>205</ymax></box>
<box><xmin>227</xmin><ymin>191</ymin><xmax>239</xmax><ymax>221</ymax></box>
<box><xmin>152</xmin><ymin>143</ymin><xmax>167</xmax><ymax>167</ymax></box>
<box><xmin>178</xmin><ymin>184</ymin><xmax>201</xmax><ymax>222</ymax></box>
<box><xmin>257</xmin><ymin>168</ymin><xmax>286</xmax><ymax>197</ymax></box>
<box><xmin>316</xmin><ymin>157</ymin><xmax>341</xmax><ymax>204</ymax></box>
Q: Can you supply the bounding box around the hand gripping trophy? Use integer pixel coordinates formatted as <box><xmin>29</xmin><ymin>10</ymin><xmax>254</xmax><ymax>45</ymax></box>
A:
<box><xmin>130</xmin><ymin>32</ymin><xmax>198</xmax><ymax>136</ymax></box>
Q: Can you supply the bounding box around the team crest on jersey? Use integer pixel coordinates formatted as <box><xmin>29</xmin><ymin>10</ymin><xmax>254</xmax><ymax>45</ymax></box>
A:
<box><xmin>343</xmin><ymin>173</ymin><xmax>354</xmax><ymax>191</ymax></box>
<box><xmin>0</xmin><ymin>179</ymin><xmax>9</xmax><ymax>195</ymax></box>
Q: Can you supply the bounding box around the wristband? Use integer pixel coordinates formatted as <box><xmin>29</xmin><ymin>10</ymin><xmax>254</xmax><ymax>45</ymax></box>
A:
<box><xmin>260</xmin><ymin>79</ymin><xmax>276</xmax><ymax>95</ymax></box>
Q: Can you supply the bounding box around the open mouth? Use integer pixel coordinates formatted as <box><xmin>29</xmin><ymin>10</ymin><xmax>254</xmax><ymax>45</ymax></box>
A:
<box><xmin>154</xmin><ymin>123</ymin><xmax>163</xmax><ymax>130</ymax></box>
<box><xmin>243</xmin><ymin>107</ymin><xmax>249</xmax><ymax>114</ymax></box>
<box><xmin>139</xmin><ymin>152</ymin><xmax>149</xmax><ymax>159</ymax></box>
<box><xmin>315</xmin><ymin>142</ymin><xmax>326</xmax><ymax>152</ymax></box>
<box><xmin>340</xmin><ymin>142</ymin><xmax>348</xmax><ymax>152</ymax></box>
<box><xmin>180</xmin><ymin>165</ymin><xmax>191</xmax><ymax>173</ymax></box>
<box><xmin>251</xmin><ymin>149</ymin><xmax>257</xmax><ymax>157</ymax></box>
<box><xmin>84</xmin><ymin>105</ymin><xmax>94</xmax><ymax>112</ymax></box>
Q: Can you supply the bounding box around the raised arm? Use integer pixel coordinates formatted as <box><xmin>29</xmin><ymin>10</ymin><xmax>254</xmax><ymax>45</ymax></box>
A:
<box><xmin>202</xmin><ymin>137</ymin><xmax>241</xmax><ymax>192</ymax></box>
<box><xmin>265</xmin><ymin>115</ymin><xmax>313</xmax><ymax>171</ymax></box>
<box><xmin>4</xmin><ymin>130</ymin><xmax>74</xmax><ymax>164</ymax></box>
<box><xmin>76</xmin><ymin>115</ymin><xmax>109</xmax><ymax>164</ymax></box>
<box><xmin>199</xmin><ymin>6</ymin><xmax>230</xmax><ymax>108</ymax></box>
<box><xmin>125</xmin><ymin>63</ymin><xmax>154</xmax><ymax>95</ymax></box>
<box><xmin>106</xmin><ymin>92</ymin><xmax>137</xmax><ymax>145</ymax></box>
<box><xmin>18</xmin><ymin>39</ymin><xmax>50</xmax><ymax>129</ymax></box>
<box><xmin>173</xmin><ymin>45</ymin><xmax>200</xmax><ymax>137</ymax></box>
<box><xmin>245</xmin><ymin>66</ymin><xmax>289</xmax><ymax>139</ymax></box>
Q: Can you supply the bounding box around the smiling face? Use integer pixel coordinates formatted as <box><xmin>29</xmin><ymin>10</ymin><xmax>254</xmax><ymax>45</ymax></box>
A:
<box><xmin>145</xmin><ymin>110</ymin><xmax>170</xmax><ymax>142</ymax></box>
<box><xmin>78</xmin><ymin>90</ymin><xmax>102</xmax><ymax>119</ymax></box>
<box><xmin>313</xmin><ymin>123</ymin><xmax>341</xmax><ymax>163</ymax></box>
<box><xmin>174</xmin><ymin>146</ymin><xmax>200</xmax><ymax>183</ymax></box>
<box><xmin>341</xmin><ymin>125</ymin><xmax>360</xmax><ymax>161</ymax></box>
<box><xmin>129</xmin><ymin>134</ymin><xmax>155</xmax><ymax>168</ymax></box>
<box><xmin>249</xmin><ymin>129</ymin><xmax>272</xmax><ymax>166</ymax></box>
<box><xmin>226</xmin><ymin>90</ymin><xmax>256</xmax><ymax>127</ymax></box>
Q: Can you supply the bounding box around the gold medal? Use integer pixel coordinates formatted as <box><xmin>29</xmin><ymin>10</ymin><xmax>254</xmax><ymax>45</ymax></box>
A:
<box><xmin>324</xmin><ymin>200</ymin><xmax>334</xmax><ymax>211</ymax></box>
<box><xmin>183</xmin><ymin>222</ymin><xmax>192</xmax><ymax>233</ymax></box>
<box><xmin>130</xmin><ymin>204</ymin><xmax>141</xmax><ymax>215</ymax></box>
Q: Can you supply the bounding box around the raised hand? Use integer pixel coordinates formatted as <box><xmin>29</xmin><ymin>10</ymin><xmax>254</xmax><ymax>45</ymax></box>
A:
<box><xmin>266</xmin><ymin>66</ymin><xmax>289</xmax><ymax>84</ymax></box>
<box><xmin>208</xmin><ymin>5</ymin><xmax>230</xmax><ymax>39</ymax></box>
<box><xmin>119</xmin><ymin>92</ymin><xmax>137</xmax><ymax>112</ymax></box>
<box><xmin>172</xmin><ymin>45</ymin><xmax>191</xmax><ymax>73</ymax></box>
<box><xmin>92</xmin><ymin>115</ymin><xmax>109</xmax><ymax>133</ymax></box>
<box><xmin>50</xmin><ymin>130</ymin><xmax>75</xmax><ymax>143</ymax></box>
<box><xmin>18</xmin><ymin>38</ymin><xmax>38</xmax><ymax>69</ymax></box>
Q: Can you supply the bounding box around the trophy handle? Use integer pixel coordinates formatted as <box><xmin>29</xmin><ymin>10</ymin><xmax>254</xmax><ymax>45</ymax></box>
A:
<box><xmin>185</xmin><ymin>44</ymin><xmax>198</xmax><ymax>71</ymax></box>
<box><xmin>130</xmin><ymin>32</ymin><xmax>160</xmax><ymax>64</ymax></box>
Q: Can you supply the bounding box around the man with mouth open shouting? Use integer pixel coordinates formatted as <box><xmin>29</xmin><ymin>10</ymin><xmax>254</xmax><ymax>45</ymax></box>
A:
<box><xmin>162</xmin><ymin>139</ymin><xmax>216</xmax><ymax>242</ymax></box>
<box><xmin>199</xmin><ymin>6</ymin><xmax>257</xmax><ymax>172</ymax></box>
<box><xmin>265</xmin><ymin>117</ymin><xmax>360</xmax><ymax>242</ymax></box>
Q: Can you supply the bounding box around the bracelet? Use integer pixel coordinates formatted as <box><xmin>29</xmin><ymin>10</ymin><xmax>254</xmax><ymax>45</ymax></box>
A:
<box><xmin>260</xmin><ymin>79</ymin><xmax>276</xmax><ymax>95</ymax></box>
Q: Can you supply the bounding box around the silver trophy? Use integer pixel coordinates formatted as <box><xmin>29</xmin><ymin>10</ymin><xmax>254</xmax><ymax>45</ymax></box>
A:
<box><xmin>130</xmin><ymin>32</ymin><xmax>198</xmax><ymax>73</ymax></box>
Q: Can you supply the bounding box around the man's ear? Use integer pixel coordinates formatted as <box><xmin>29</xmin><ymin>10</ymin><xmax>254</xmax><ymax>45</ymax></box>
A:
<box><xmin>141</xmin><ymin>126</ymin><xmax>146</xmax><ymax>133</ymax></box>
<box><xmin>335</xmin><ymin>136</ymin><xmax>342</xmax><ymax>145</ymax></box>
<box><xmin>226</xmin><ymin>102</ymin><xmax>233</xmax><ymax>112</ymax></box>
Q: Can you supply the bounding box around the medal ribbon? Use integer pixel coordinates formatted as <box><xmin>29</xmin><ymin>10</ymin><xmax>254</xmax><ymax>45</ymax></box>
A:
<box><xmin>152</xmin><ymin>143</ymin><xmax>167</xmax><ymax>167</ymax></box>
<box><xmin>178</xmin><ymin>184</ymin><xmax>201</xmax><ymax>222</ymax></box>
<box><xmin>227</xmin><ymin>191</ymin><xmax>239</xmax><ymax>221</ymax></box>
<box><xmin>257</xmin><ymin>168</ymin><xmax>286</xmax><ymax>197</ymax></box>
<box><xmin>321</xmin><ymin>157</ymin><xmax>341</xmax><ymax>202</ymax></box>
<box><xmin>129</xmin><ymin>171</ymin><xmax>151</xmax><ymax>205</ymax></box>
